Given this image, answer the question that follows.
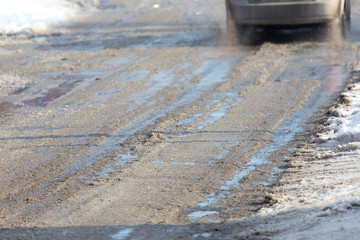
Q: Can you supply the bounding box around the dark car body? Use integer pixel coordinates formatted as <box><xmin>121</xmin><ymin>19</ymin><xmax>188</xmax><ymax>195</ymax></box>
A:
<box><xmin>226</xmin><ymin>0</ymin><xmax>351</xmax><ymax>42</ymax></box>
<box><xmin>226</xmin><ymin>0</ymin><xmax>349</xmax><ymax>26</ymax></box>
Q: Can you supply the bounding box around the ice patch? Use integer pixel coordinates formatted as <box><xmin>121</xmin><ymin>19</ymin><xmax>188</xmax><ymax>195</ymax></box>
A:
<box><xmin>193</xmin><ymin>232</ymin><xmax>212</xmax><ymax>238</ymax></box>
<box><xmin>0</xmin><ymin>0</ymin><xmax>81</xmax><ymax>34</ymax></box>
<box><xmin>111</xmin><ymin>228</ymin><xmax>133</xmax><ymax>240</ymax></box>
<box><xmin>254</xmin><ymin>166</ymin><xmax>283</xmax><ymax>187</ymax></box>
<box><xmin>116</xmin><ymin>153</ymin><xmax>138</xmax><ymax>165</ymax></box>
<box><xmin>176</xmin><ymin>113</ymin><xmax>203</xmax><ymax>126</ymax></box>
<box><xmin>188</xmin><ymin>211</ymin><xmax>218</xmax><ymax>220</ymax></box>
<box><xmin>197</xmin><ymin>105</ymin><xmax>230</xmax><ymax>130</ymax></box>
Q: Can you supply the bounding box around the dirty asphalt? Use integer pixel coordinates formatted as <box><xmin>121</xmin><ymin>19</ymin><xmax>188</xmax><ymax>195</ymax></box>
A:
<box><xmin>1</xmin><ymin>0</ymin><xmax>360</xmax><ymax>239</ymax></box>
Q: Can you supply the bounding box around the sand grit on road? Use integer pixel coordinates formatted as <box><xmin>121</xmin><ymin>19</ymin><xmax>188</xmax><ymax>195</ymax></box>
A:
<box><xmin>1</xmin><ymin>0</ymin><xmax>360</xmax><ymax>239</ymax></box>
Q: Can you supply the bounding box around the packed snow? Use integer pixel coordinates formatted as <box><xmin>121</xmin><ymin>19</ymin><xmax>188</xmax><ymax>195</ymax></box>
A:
<box><xmin>0</xmin><ymin>0</ymin><xmax>83</xmax><ymax>34</ymax></box>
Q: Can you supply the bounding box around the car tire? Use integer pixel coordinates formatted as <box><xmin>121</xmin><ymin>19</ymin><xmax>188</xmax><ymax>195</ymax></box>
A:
<box><xmin>225</xmin><ymin>1</ymin><xmax>256</xmax><ymax>46</ymax></box>
<box><xmin>327</xmin><ymin>0</ymin><xmax>350</xmax><ymax>41</ymax></box>
<box><xmin>340</xmin><ymin>0</ymin><xmax>351</xmax><ymax>38</ymax></box>
<box><xmin>225</xmin><ymin>1</ymin><xmax>240</xmax><ymax>46</ymax></box>
<box><xmin>346</xmin><ymin>0</ymin><xmax>351</xmax><ymax>21</ymax></box>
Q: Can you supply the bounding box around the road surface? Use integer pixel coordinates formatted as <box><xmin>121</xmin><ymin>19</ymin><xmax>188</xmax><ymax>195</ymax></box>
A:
<box><xmin>1</xmin><ymin>0</ymin><xmax>360</xmax><ymax>239</ymax></box>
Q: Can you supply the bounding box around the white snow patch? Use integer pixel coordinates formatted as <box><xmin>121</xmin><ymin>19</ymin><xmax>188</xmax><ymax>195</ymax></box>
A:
<box><xmin>111</xmin><ymin>228</ymin><xmax>133</xmax><ymax>240</ymax></box>
<box><xmin>0</xmin><ymin>0</ymin><xmax>82</xmax><ymax>34</ymax></box>
<box><xmin>188</xmin><ymin>211</ymin><xmax>218</xmax><ymax>221</ymax></box>
<box><xmin>319</xmin><ymin>82</ymin><xmax>360</xmax><ymax>144</ymax></box>
<box><xmin>193</xmin><ymin>232</ymin><xmax>212</xmax><ymax>238</ymax></box>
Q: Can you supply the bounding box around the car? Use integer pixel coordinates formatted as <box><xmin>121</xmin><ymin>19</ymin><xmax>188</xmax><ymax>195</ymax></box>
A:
<box><xmin>225</xmin><ymin>0</ymin><xmax>351</xmax><ymax>43</ymax></box>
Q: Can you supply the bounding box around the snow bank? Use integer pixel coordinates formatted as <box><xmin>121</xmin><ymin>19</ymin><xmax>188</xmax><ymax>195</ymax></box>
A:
<box><xmin>0</xmin><ymin>0</ymin><xmax>82</xmax><ymax>34</ymax></box>
<box><xmin>318</xmin><ymin>83</ymin><xmax>360</xmax><ymax>144</ymax></box>
<box><xmin>255</xmin><ymin>81</ymin><xmax>360</xmax><ymax>238</ymax></box>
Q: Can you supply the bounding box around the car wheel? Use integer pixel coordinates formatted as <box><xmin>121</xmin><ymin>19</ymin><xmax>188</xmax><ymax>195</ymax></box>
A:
<box><xmin>346</xmin><ymin>0</ymin><xmax>351</xmax><ymax>21</ymax></box>
<box><xmin>340</xmin><ymin>0</ymin><xmax>351</xmax><ymax>38</ymax></box>
<box><xmin>225</xmin><ymin>1</ymin><xmax>240</xmax><ymax>46</ymax></box>
<box><xmin>225</xmin><ymin>1</ymin><xmax>256</xmax><ymax>46</ymax></box>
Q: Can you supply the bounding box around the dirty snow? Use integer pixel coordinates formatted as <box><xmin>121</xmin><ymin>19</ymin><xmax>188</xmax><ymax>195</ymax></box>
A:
<box><xmin>0</xmin><ymin>0</ymin><xmax>83</xmax><ymax>34</ymax></box>
<box><xmin>254</xmin><ymin>81</ymin><xmax>360</xmax><ymax>239</ymax></box>
<box><xmin>319</xmin><ymin>82</ymin><xmax>360</xmax><ymax>144</ymax></box>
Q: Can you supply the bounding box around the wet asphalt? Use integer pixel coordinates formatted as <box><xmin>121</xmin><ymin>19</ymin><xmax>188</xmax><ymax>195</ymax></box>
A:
<box><xmin>1</xmin><ymin>0</ymin><xmax>360</xmax><ymax>239</ymax></box>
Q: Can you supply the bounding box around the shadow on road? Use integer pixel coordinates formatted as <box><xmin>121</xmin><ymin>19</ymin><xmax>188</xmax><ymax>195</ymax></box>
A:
<box><xmin>2</xmin><ymin>198</ymin><xmax>360</xmax><ymax>239</ymax></box>
<box><xmin>34</xmin><ymin>20</ymin><xmax>350</xmax><ymax>51</ymax></box>
<box><xmin>36</xmin><ymin>21</ymin><xmax>223</xmax><ymax>51</ymax></box>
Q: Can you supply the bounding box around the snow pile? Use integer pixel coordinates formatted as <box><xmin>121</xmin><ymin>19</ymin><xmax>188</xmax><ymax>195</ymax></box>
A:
<box><xmin>318</xmin><ymin>83</ymin><xmax>360</xmax><ymax>143</ymax></box>
<box><xmin>252</xmin><ymin>81</ymin><xmax>360</xmax><ymax>239</ymax></box>
<box><xmin>0</xmin><ymin>0</ymin><xmax>82</xmax><ymax>34</ymax></box>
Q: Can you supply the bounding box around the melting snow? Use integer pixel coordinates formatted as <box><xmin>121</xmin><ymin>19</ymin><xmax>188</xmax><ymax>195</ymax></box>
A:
<box><xmin>319</xmin><ymin>83</ymin><xmax>360</xmax><ymax>144</ymax></box>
